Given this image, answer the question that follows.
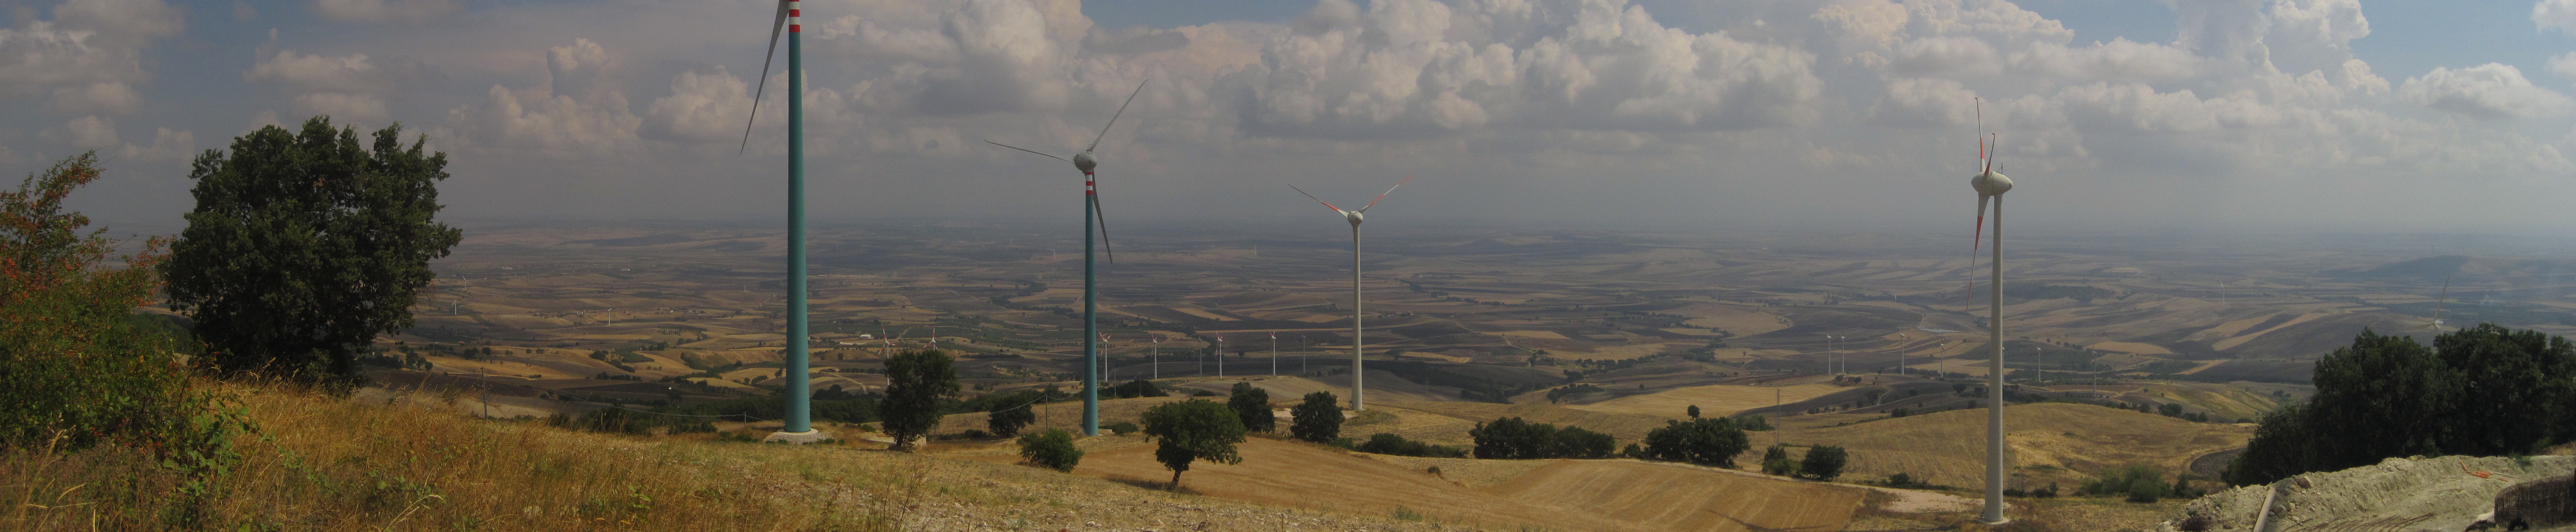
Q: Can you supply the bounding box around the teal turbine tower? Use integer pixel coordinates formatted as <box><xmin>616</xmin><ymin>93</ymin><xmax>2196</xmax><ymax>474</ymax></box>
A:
<box><xmin>987</xmin><ymin>81</ymin><xmax>1147</xmax><ymax>436</ymax></box>
<box><xmin>744</xmin><ymin>0</ymin><xmax>822</xmax><ymax>443</ymax></box>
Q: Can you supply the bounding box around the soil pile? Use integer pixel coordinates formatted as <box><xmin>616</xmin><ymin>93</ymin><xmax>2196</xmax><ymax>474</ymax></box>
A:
<box><xmin>2159</xmin><ymin>455</ymin><xmax>2576</xmax><ymax>531</ymax></box>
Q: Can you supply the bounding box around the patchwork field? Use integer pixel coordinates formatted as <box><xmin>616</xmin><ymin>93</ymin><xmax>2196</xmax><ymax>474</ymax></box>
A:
<box><xmin>1564</xmin><ymin>383</ymin><xmax>1849</xmax><ymax>418</ymax></box>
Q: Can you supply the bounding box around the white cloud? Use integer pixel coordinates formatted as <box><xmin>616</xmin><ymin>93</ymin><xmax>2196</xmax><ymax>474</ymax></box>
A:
<box><xmin>442</xmin><ymin>85</ymin><xmax>642</xmax><ymax>157</ymax></box>
<box><xmin>2539</xmin><ymin>0</ymin><xmax>2576</xmax><ymax>34</ymax></box>
<box><xmin>245</xmin><ymin>50</ymin><xmax>381</xmax><ymax>92</ymax></box>
<box><xmin>643</xmin><ymin>68</ymin><xmax>753</xmax><ymax>143</ymax></box>
<box><xmin>312</xmin><ymin>0</ymin><xmax>460</xmax><ymax>23</ymax></box>
<box><xmin>2401</xmin><ymin>63</ymin><xmax>2573</xmax><ymax>119</ymax></box>
<box><xmin>0</xmin><ymin>0</ymin><xmax>181</xmax><ymax>102</ymax></box>
<box><xmin>118</xmin><ymin>127</ymin><xmax>194</xmax><ymax>161</ymax></box>
<box><xmin>47</xmin><ymin>81</ymin><xmax>141</xmax><ymax>116</ymax></box>
<box><xmin>64</xmin><ymin>115</ymin><xmax>118</xmax><ymax>147</ymax></box>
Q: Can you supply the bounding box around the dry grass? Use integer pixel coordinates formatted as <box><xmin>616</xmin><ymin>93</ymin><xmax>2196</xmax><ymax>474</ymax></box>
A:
<box><xmin>0</xmin><ymin>382</ymin><xmax>1484</xmax><ymax>531</ymax></box>
<box><xmin>1069</xmin><ymin>437</ymin><xmax>1652</xmax><ymax>531</ymax></box>
<box><xmin>1563</xmin><ymin>383</ymin><xmax>1847</xmax><ymax>418</ymax></box>
<box><xmin>1766</xmin><ymin>402</ymin><xmax>2253</xmax><ymax>490</ymax></box>
<box><xmin>1484</xmin><ymin>460</ymin><xmax>1867</xmax><ymax>532</ymax></box>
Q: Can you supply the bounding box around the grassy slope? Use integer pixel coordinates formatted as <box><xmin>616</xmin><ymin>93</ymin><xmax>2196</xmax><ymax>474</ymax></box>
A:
<box><xmin>0</xmin><ymin>383</ymin><xmax>1455</xmax><ymax>532</ymax></box>
<box><xmin>1766</xmin><ymin>402</ymin><xmax>2254</xmax><ymax>489</ymax></box>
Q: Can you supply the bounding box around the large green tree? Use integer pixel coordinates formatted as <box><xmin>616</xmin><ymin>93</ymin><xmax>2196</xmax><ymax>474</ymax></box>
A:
<box><xmin>1288</xmin><ymin>391</ymin><xmax>1342</xmax><ymax>443</ymax></box>
<box><xmin>162</xmin><ymin>117</ymin><xmax>461</xmax><ymax>386</ymax></box>
<box><xmin>2435</xmin><ymin>323</ymin><xmax>2576</xmax><ymax>456</ymax></box>
<box><xmin>879</xmin><ymin>349</ymin><xmax>959</xmax><ymax>450</ymax></box>
<box><xmin>1639</xmin><ymin>417</ymin><xmax>1751</xmax><ymax>468</ymax></box>
<box><xmin>2228</xmin><ymin>325</ymin><xmax>2576</xmax><ymax>485</ymax></box>
<box><xmin>1141</xmin><ymin>399</ymin><xmax>1246</xmax><ymax>489</ymax></box>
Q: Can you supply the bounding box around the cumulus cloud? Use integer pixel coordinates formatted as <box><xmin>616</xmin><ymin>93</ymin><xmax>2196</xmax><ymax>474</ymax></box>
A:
<box><xmin>312</xmin><ymin>0</ymin><xmax>460</xmax><ymax>23</ymax></box>
<box><xmin>118</xmin><ymin>127</ymin><xmax>195</xmax><ymax>161</ymax></box>
<box><xmin>0</xmin><ymin>0</ymin><xmax>181</xmax><ymax>101</ymax></box>
<box><xmin>64</xmin><ymin>115</ymin><xmax>118</xmax><ymax>147</ymax></box>
<box><xmin>47</xmin><ymin>82</ymin><xmax>141</xmax><ymax>115</ymax></box>
<box><xmin>2401</xmin><ymin>63</ymin><xmax>2573</xmax><ymax>119</ymax></box>
<box><xmin>440</xmin><ymin>39</ymin><xmax>643</xmax><ymax>157</ymax></box>
<box><xmin>2539</xmin><ymin>0</ymin><xmax>2576</xmax><ymax>34</ymax></box>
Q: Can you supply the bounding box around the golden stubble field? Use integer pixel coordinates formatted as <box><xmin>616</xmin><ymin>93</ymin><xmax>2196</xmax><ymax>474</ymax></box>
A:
<box><xmin>1765</xmin><ymin>403</ymin><xmax>2254</xmax><ymax>489</ymax></box>
<box><xmin>1563</xmin><ymin>382</ymin><xmax>1850</xmax><ymax>418</ymax></box>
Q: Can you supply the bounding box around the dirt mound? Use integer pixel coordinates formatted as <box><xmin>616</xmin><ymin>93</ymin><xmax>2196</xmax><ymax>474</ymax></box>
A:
<box><xmin>2159</xmin><ymin>455</ymin><xmax>2576</xmax><ymax>532</ymax></box>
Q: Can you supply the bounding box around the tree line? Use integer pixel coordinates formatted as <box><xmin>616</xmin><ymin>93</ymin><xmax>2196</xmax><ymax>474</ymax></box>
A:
<box><xmin>2227</xmin><ymin>324</ymin><xmax>2576</xmax><ymax>485</ymax></box>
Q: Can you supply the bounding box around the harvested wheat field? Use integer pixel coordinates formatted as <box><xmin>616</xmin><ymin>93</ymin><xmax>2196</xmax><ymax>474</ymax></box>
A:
<box><xmin>1073</xmin><ymin>437</ymin><xmax>1654</xmax><ymax>531</ymax></box>
<box><xmin>1564</xmin><ymin>383</ymin><xmax>1847</xmax><ymax>418</ymax></box>
<box><xmin>1767</xmin><ymin>403</ymin><xmax>2253</xmax><ymax>489</ymax></box>
<box><xmin>1486</xmin><ymin>460</ymin><xmax>1867</xmax><ymax>532</ymax></box>
<box><xmin>936</xmin><ymin>395</ymin><xmax>1190</xmax><ymax>435</ymax></box>
<box><xmin>1203</xmin><ymin>371</ymin><xmax>1460</xmax><ymax>402</ymax></box>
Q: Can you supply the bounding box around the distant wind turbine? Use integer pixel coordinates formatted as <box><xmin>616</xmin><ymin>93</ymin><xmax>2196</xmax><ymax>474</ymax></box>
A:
<box><xmin>2430</xmin><ymin>272</ymin><xmax>2454</xmax><ymax>336</ymax></box>
<box><xmin>1292</xmin><ymin>176</ymin><xmax>1414</xmax><ymax>410</ymax></box>
<box><xmin>1965</xmin><ymin>97</ymin><xmax>2017</xmax><ymax>525</ymax></box>
<box><xmin>986</xmin><ymin>79</ymin><xmax>1148</xmax><ymax>437</ymax></box>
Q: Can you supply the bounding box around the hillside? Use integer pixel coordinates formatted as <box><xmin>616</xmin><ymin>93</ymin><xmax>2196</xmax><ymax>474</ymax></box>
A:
<box><xmin>1766</xmin><ymin>402</ymin><xmax>2254</xmax><ymax>489</ymax></box>
<box><xmin>0</xmin><ymin>383</ymin><xmax>1457</xmax><ymax>531</ymax></box>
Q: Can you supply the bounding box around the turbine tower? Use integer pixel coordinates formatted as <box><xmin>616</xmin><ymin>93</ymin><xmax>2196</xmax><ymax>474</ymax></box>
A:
<box><xmin>1293</xmin><ymin>176</ymin><xmax>1413</xmax><ymax>410</ymax></box>
<box><xmin>986</xmin><ymin>79</ymin><xmax>1147</xmax><ymax>436</ymax></box>
<box><xmin>1965</xmin><ymin>98</ymin><xmax>2017</xmax><ymax>524</ymax></box>
<box><xmin>742</xmin><ymin>0</ymin><xmax>823</xmax><ymax>444</ymax></box>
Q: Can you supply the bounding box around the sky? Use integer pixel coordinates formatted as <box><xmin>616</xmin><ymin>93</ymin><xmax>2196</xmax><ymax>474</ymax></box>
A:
<box><xmin>13</xmin><ymin>0</ymin><xmax>2576</xmax><ymax>237</ymax></box>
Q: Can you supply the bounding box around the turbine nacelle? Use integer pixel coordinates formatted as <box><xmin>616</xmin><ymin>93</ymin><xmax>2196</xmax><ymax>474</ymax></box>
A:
<box><xmin>1344</xmin><ymin>210</ymin><xmax>1364</xmax><ymax>226</ymax></box>
<box><xmin>1970</xmin><ymin>171</ymin><xmax>2013</xmax><ymax>197</ymax></box>
<box><xmin>1073</xmin><ymin>151</ymin><xmax>1098</xmax><ymax>174</ymax></box>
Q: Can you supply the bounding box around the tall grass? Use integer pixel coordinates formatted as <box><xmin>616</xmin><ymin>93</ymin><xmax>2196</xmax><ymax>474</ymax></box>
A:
<box><xmin>2</xmin><ymin>380</ymin><xmax>910</xmax><ymax>531</ymax></box>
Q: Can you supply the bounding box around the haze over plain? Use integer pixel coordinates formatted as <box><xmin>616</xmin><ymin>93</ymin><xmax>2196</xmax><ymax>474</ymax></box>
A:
<box><xmin>12</xmin><ymin>0</ymin><xmax>2576</xmax><ymax>235</ymax></box>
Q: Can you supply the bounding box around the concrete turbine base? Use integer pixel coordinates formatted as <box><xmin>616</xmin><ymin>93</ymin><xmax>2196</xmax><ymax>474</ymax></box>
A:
<box><xmin>764</xmin><ymin>429</ymin><xmax>829</xmax><ymax>444</ymax></box>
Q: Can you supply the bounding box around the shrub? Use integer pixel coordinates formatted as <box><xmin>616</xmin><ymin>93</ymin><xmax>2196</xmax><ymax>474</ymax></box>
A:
<box><xmin>1288</xmin><ymin>391</ymin><xmax>1342</xmax><ymax>443</ymax></box>
<box><xmin>1104</xmin><ymin>421</ymin><xmax>1139</xmax><ymax>435</ymax></box>
<box><xmin>1018</xmin><ymin>429</ymin><xmax>1084</xmax><ymax>471</ymax></box>
<box><xmin>878</xmin><ymin>349</ymin><xmax>959</xmax><ymax>450</ymax></box>
<box><xmin>1800</xmin><ymin>446</ymin><xmax>1848</xmax><ymax>480</ymax></box>
<box><xmin>2082</xmin><ymin>464</ymin><xmax>2171</xmax><ymax>503</ymax></box>
<box><xmin>1142</xmin><ymin>399</ymin><xmax>1246</xmax><ymax>489</ymax></box>
<box><xmin>1353</xmin><ymin>433</ymin><xmax>1466</xmax><ymax>458</ymax></box>
<box><xmin>1760</xmin><ymin>445</ymin><xmax>1799</xmax><ymax>476</ymax></box>
<box><xmin>1228</xmin><ymin>382</ymin><xmax>1275</xmax><ymax>433</ymax></box>
<box><xmin>0</xmin><ymin>153</ymin><xmax>254</xmax><ymax>525</ymax></box>
<box><xmin>985</xmin><ymin>390</ymin><xmax>1040</xmax><ymax>437</ymax></box>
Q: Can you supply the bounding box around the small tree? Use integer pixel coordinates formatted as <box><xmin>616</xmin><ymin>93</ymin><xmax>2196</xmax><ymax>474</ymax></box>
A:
<box><xmin>1760</xmin><ymin>445</ymin><xmax>1798</xmax><ymax>476</ymax></box>
<box><xmin>1288</xmin><ymin>391</ymin><xmax>1342</xmax><ymax>443</ymax></box>
<box><xmin>1017</xmin><ymin>428</ymin><xmax>1083</xmax><ymax>471</ymax></box>
<box><xmin>1470</xmin><ymin>417</ymin><xmax>1554</xmax><ymax>459</ymax></box>
<box><xmin>1687</xmin><ymin>405</ymin><xmax>1701</xmax><ymax>418</ymax></box>
<box><xmin>1552</xmin><ymin>426</ymin><xmax>1616</xmax><ymax>459</ymax></box>
<box><xmin>878</xmin><ymin>349</ymin><xmax>958</xmax><ymax>450</ymax></box>
<box><xmin>987</xmin><ymin>390</ymin><xmax>1039</xmax><ymax>437</ymax></box>
<box><xmin>1228</xmin><ymin>382</ymin><xmax>1275</xmax><ymax>432</ymax></box>
<box><xmin>1142</xmin><ymin>399</ymin><xmax>1246</xmax><ymax>489</ymax></box>
<box><xmin>1800</xmin><ymin>445</ymin><xmax>1848</xmax><ymax>480</ymax></box>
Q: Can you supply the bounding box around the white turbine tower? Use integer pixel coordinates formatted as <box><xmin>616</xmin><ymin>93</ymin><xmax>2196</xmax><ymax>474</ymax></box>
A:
<box><xmin>1293</xmin><ymin>176</ymin><xmax>1413</xmax><ymax>411</ymax></box>
<box><xmin>1964</xmin><ymin>98</ymin><xmax>2017</xmax><ymax>525</ymax></box>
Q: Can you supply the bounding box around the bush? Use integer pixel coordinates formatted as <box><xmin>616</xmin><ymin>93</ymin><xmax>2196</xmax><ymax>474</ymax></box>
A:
<box><xmin>1760</xmin><ymin>445</ymin><xmax>1799</xmax><ymax>476</ymax></box>
<box><xmin>985</xmin><ymin>390</ymin><xmax>1040</xmax><ymax>437</ymax></box>
<box><xmin>1018</xmin><ymin>429</ymin><xmax>1083</xmax><ymax>471</ymax></box>
<box><xmin>1288</xmin><ymin>391</ymin><xmax>1342</xmax><ymax>444</ymax></box>
<box><xmin>1353</xmin><ymin>433</ymin><xmax>1466</xmax><ymax>458</ymax></box>
<box><xmin>878</xmin><ymin>349</ymin><xmax>959</xmax><ymax>450</ymax></box>
<box><xmin>1800</xmin><ymin>446</ymin><xmax>1848</xmax><ymax>480</ymax></box>
<box><xmin>1104</xmin><ymin>421</ymin><xmax>1139</xmax><ymax>435</ymax></box>
<box><xmin>2082</xmin><ymin>464</ymin><xmax>2172</xmax><ymax>503</ymax></box>
<box><xmin>1228</xmin><ymin>382</ymin><xmax>1275</xmax><ymax>433</ymax></box>
<box><xmin>1640</xmin><ymin>417</ymin><xmax>1751</xmax><ymax>468</ymax></box>
<box><xmin>0</xmin><ymin>152</ymin><xmax>254</xmax><ymax>525</ymax></box>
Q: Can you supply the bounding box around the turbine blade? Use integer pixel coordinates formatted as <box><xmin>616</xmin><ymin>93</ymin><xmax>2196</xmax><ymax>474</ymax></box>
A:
<box><xmin>1290</xmin><ymin>185</ymin><xmax>1343</xmax><ymax>213</ymax></box>
<box><xmin>1359</xmin><ymin>175</ymin><xmax>1414</xmax><ymax>213</ymax></box>
<box><xmin>1985</xmin><ymin>133</ymin><xmax>1997</xmax><ymax>175</ymax></box>
<box><xmin>1088</xmin><ymin>79</ymin><xmax>1148</xmax><ymax>153</ymax></box>
<box><xmin>740</xmin><ymin>0</ymin><xmax>791</xmax><ymax>155</ymax></box>
<box><xmin>2433</xmin><ymin>272</ymin><xmax>2453</xmax><ymax>332</ymax></box>
<box><xmin>1972</xmin><ymin>195</ymin><xmax>1989</xmax><ymax>251</ymax></box>
<box><xmin>987</xmin><ymin>141</ymin><xmax>1070</xmax><ymax>163</ymax></box>
<box><xmin>1092</xmin><ymin>189</ymin><xmax>1116</xmax><ymax>262</ymax></box>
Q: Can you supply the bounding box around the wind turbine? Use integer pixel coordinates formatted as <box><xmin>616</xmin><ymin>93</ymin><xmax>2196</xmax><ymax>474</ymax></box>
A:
<box><xmin>1292</xmin><ymin>176</ymin><xmax>1414</xmax><ymax>411</ymax></box>
<box><xmin>1964</xmin><ymin>97</ymin><xmax>2017</xmax><ymax>524</ymax></box>
<box><xmin>985</xmin><ymin>79</ymin><xmax>1147</xmax><ymax>437</ymax></box>
<box><xmin>737</xmin><ymin>0</ymin><xmax>818</xmax><ymax>444</ymax></box>
<box><xmin>2429</xmin><ymin>272</ymin><xmax>2454</xmax><ymax>336</ymax></box>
